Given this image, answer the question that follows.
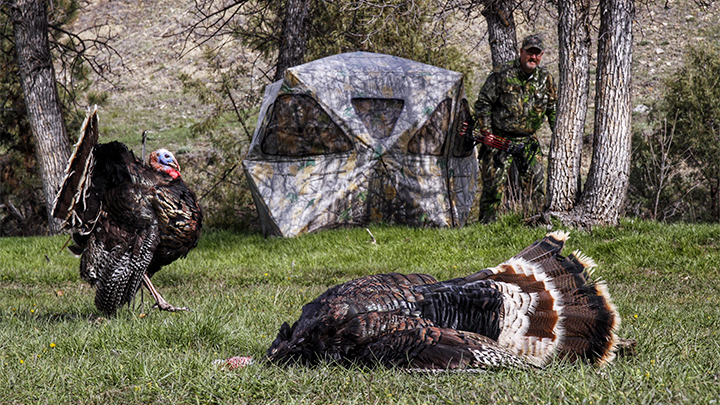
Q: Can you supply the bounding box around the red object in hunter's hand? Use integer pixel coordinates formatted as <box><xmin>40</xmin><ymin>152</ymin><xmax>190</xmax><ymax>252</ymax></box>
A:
<box><xmin>458</xmin><ymin>122</ymin><xmax>521</xmax><ymax>155</ymax></box>
<box><xmin>475</xmin><ymin>129</ymin><xmax>512</xmax><ymax>151</ymax></box>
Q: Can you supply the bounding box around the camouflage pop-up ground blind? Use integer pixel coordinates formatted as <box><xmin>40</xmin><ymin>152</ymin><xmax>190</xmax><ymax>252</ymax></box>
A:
<box><xmin>243</xmin><ymin>52</ymin><xmax>478</xmax><ymax>237</ymax></box>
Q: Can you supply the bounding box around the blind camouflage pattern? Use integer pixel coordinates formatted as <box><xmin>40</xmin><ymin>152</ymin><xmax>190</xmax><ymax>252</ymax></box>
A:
<box><xmin>242</xmin><ymin>52</ymin><xmax>478</xmax><ymax>237</ymax></box>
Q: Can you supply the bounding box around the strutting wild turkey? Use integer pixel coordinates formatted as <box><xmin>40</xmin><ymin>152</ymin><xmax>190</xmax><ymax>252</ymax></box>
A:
<box><xmin>266</xmin><ymin>231</ymin><xmax>621</xmax><ymax>370</ymax></box>
<box><xmin>52</xmin><ymin>106</ymin><xmax>203</xmax><ymax>316</ymax></box>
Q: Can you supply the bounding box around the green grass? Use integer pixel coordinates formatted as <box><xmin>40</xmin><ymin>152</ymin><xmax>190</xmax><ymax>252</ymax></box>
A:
<box><xmin>1</xmin><ymin>217</ymin><xmax>719</xmax><ymax>404</ymax></box>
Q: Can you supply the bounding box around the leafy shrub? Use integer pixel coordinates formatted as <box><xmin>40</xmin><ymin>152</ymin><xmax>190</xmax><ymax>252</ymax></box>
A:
<box><xmin>178</xmin><ymin>49</ymin><xmax>264</xmax><ymax>232</ymax></box>
<box><xmin>664</xmin><ymin>42</ymin><xmax>720</xmax><ymax>220</ymax></box>
<box><xmin>628</xmin><ymin>30</ymin><xmax>720</xmax><ymax>222</ymax></box>
<box><xmin>627</xmin><ymin>113</ymin><xmax>707</xmax><ymax>221</ymax></box>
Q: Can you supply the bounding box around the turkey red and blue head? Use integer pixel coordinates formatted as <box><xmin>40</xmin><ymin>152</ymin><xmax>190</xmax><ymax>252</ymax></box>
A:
<box><xmin>149</xmin><ymin>149</ymin><xmax>181</xmax><ymax>179</ymax></box>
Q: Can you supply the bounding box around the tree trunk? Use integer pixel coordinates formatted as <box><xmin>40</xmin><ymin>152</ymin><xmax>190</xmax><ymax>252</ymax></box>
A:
<box><xmin>481</xmin><ymin>0</ymin><xmax>518</xmax><ymax>68</ymax></box>
<box><xmin>274</xmin><ymin>0</ymin><xmax>311</xmax><ymax>81</ymax></box>
<box><xmin>10</xmin><ymin>0</ymin><xmax>71</xmax><ymax>235</ymax></box>
<box><xmin>546</xmin><ymin>0</ymin><xmax>591</xmax><ymax>212</ymax></box>
<box><xmin>569</xmin><ymin>0</ymin><xmax>634</xmax><ymax>227</ymax></box>
<box><xmin>713</xmin><ymin>178</ymin><xmax>720</xmax><ymax>221</ymax></box>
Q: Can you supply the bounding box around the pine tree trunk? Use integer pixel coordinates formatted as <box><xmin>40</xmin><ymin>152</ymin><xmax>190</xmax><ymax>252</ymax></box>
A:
<box><xmin>569</xmin><ymin>0</ymin><xmax>634</xmax><ymax>227</ymax></box>
<box><xmin>546</xmin><ymin>0</ymin><xmax>591</xmax><ymax>212</ymax></box>
<box><xmin>274</xmin><ymin>0</ymin><xmax>311</xmax><ymax>81</ymax></box>
<box><xmin>481</xmin><ymin>0</ymin><xmax>518</xmax><ymax>68</ymax></box>
<box><xmin>10</xmin><ymin>0</ymin><xmax>71</xmax><ymax>235</ymax></box>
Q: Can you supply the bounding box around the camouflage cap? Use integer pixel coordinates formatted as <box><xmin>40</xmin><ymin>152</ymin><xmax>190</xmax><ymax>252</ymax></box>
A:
<box><xmin>521</xmin><ymin>34</ymin><xmax>544</xmax><ymax>52</ymax></box>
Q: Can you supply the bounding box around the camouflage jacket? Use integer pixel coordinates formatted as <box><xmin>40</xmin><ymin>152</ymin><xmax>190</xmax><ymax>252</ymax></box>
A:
<box><xmin>474</xmin><ymin>59</ymin><xmax>557</xmax><ymax>137</ymax></box>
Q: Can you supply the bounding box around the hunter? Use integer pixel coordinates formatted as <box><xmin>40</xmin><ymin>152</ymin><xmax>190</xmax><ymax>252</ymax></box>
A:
<box><xmin>473</xmin><ymin>33</ymin><xmax>557</xmax><ymax>223</ymax></box>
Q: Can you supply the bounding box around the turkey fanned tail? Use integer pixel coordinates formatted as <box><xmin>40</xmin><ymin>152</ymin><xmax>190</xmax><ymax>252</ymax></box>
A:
<box><xmin>266</xmin><ymin>231</ymin><xmax>620</xmax><ymax>371</ymax></box>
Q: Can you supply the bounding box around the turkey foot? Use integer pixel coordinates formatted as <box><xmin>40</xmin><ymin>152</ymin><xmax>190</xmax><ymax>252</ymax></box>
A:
<box><xmin>142</xmin><ymin>273</ymin><xmax>192</xmax><ymax>312</ymax></box>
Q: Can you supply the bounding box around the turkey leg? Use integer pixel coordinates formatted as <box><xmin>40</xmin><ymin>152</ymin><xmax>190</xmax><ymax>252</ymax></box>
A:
<box><xmin>142</xmin><ymin>273</ymin><xmax>191</xmax><ymax>312</ymax></box>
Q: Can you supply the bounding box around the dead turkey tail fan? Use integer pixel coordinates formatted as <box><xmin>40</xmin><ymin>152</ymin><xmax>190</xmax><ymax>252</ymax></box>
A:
<box><xmin>52</xmin><ymin>105</ymin><xmax>100</xmax><ymax>230</ymax></box>
<box><xmin>483</xmin><ymin>231</ymin><xmax>620</xmax><ymax>366</ymax></box>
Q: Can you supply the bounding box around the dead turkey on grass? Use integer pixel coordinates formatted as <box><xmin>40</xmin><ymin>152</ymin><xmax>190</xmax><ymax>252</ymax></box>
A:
<box><xmin>265</xmin><ymin>231</ymin><xmax>623</xmax><ymax>371</ymax></box>
<box><xmin>52</xmin><ymin>106</ymin><xmax>203</xmax><ymax>316</ymax></box>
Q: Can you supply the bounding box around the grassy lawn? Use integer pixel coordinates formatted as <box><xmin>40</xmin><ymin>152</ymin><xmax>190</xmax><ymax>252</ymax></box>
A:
<box><xmin>1</xmin><ymin>217</ymin><xmax>719</xmax><ymax>404</ymax></box>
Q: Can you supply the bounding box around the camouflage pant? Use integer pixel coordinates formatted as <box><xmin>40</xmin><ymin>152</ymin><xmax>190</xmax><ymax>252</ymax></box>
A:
<box><xmin>477</xmin><ymin>141</ymin><xmax>545</xmax><ymax>223</ymax></box>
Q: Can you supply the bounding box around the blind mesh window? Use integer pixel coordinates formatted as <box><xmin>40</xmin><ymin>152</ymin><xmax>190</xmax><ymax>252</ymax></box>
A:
<box><xmin>351</xmin><ymin>98</ymin><xmax>404</xmax><ymax>139</ymax></box>
<box><xmin>262</xmin><ymin>94</ymin><xmax>352</xmax><ymax>156</ymax></box>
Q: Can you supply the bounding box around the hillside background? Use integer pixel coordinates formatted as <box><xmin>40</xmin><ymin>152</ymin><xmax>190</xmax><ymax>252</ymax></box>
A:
<box><xmin>66</xmin><ymin>0</ymin><xmax>720</xmax><ymax>228</ymax></box>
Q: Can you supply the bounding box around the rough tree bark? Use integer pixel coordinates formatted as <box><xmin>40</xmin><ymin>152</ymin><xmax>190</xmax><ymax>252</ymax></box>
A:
<box><xmin>10</xmin><ymin>0</ymin><xmax>71</xmax><ymax>234</ymax></box>
<box><xmin>546</xmin><ymin>0</ymin><xmax>592</xmax><ymax>212</ymax></box>
<box><xmin>274</xmin><ymin>0</ymin><xmax>311</xmax><ymax>81</ymax></box>
<box><xmin>568</xmin><ymin>0</ymin><xmax>634</xmax><ymax>227</ymax></box>
<box><xmin>481</xmin><ymin>0</ymin><xmax>518</xmax><ymax>68</ymax></box>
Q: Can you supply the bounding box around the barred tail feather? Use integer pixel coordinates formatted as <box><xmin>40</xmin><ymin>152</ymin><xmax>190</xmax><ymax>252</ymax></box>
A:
<box><xmin>52</xmin><ymin>105</ymin><xmax>100</xmax><ymax>229</ymax></box>
<box><xmin>512</xmin><ymin>230</ymin><xmax>568</xmax><ymax>264</ymax></box>
<box><xmin>485</xmin><ymin>257</ymin><xmax>565</xmax><ymax>367</ymax></box>
<box><xmin>595</xmin><ymin>282</ymin><xmax>621</xmax><ymax>365</ymax></box>
<box><xmin>558</xmin><ymin>281</ymin><xmax>620</xmax><ymax>365</ymax></box>
<box><xmin>571</xmin><ymin>250</ymin><xmax>597</xmax><ymax>272</ymax></box>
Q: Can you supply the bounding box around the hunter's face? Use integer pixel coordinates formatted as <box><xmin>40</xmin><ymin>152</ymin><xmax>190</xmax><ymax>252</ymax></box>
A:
<box><xmin>520</xmin><ymin>48</ymin><xmax>543</xmax><ymax>74</ymax></box>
